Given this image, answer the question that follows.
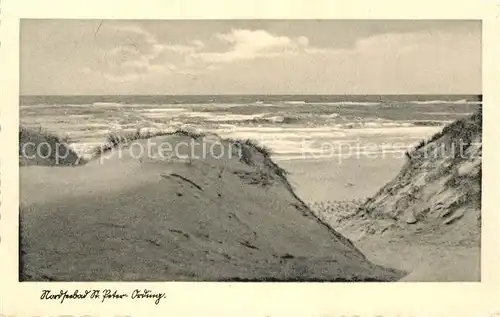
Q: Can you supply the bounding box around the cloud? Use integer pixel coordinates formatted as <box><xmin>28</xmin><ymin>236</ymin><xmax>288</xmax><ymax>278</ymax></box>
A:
<box><xmin>102</xmin><ymin>72</ymin><xmax>144</xmax><ymax>83</ymax></box>
<box><xmin>191</xmin><ymin>40</ymin><xmax>205</xmax><ymax>48</ymax></box>
<box><xmin>111</xmin><ymin>25</ymin><xmax>157</xmax><ymax>45</ymax></box>
<box><xmin>21</xmin><ymin>20</ymin><xmax>480</xmax><ymax>95</ymax></box>
<box><xmin>216</xmin><ymin>29</ymin><xmax>294</xmax><ymax>51</ymax></box>
<box><xmin>194</xmin><ymin>29</ymin><xmax>311</xmax><ymax>64</ymax></box>
<box><xmin>91</xmin><ymin>24</ymin><xmax>209</xmax><ymax>80</ymax></box>
<box><xmin>86</xmin><ymin>26</ymin><xmax>347</xmax><ymax>82</ymax></box>
<box><xmin>80</xmin><ymin>66</ymin><xmax>144</xmax><ymax>83</ymax></box>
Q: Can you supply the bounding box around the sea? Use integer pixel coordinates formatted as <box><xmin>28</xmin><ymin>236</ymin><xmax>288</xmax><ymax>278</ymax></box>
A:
<box><xmin>20</xmin><ymin>94</ymin><xmax>481</xmax><ymax>162</ymax></box>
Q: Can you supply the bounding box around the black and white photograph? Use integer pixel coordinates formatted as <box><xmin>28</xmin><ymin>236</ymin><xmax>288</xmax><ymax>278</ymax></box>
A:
<box><xmin>18</xmin><ymin>19</ymin><xmax>482</xmax><ymax>282</ymax></box>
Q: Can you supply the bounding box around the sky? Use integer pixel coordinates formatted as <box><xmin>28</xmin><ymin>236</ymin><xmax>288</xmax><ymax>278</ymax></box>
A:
<box><xmin>20</xmin><ymin>20</ymin><xmax>481</xmax><ymax>95</ymax></box>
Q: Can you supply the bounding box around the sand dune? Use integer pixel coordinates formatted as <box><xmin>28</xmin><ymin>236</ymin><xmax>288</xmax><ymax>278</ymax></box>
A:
<box><xmin>316</xmin><ymin>110</ymin><xmax>482</xmax><ymax>281</ymax></box>
<box><xmin>351</xmin><ymin>110</ymin><xmax>481</xmax><ymax>241</ymax></box>
<box><xmin>19</xmin><ymin>132</ymin><xmax>403</xmax><ymax>281</ymax></box>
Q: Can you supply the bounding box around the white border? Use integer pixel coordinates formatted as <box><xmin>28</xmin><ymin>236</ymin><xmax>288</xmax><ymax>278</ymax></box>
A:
<box><xmin>1</xmin><ymin>1</ymin><xmax>499</xmax><ymax>316</ymax></box>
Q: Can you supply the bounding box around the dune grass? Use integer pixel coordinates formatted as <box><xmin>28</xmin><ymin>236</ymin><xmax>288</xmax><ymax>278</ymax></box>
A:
<box><xmin>239</xmin><ymin>139</ymin><xmax>273</xmax><ymax>157</ymax></box>
<box><xmin>91</xmin><ymin>128</ymin><xmax>289</xmax><ymax>178</ymax></box>
<box><xmin>402</xmin><ymin>108</ymin><xmax>482</xmax><ymax>162</ymax></box>
<box><xmin>224</xmin><ymin>138</ymin><xmax>273</xmax><ymax>163</ymax></box>
<box><xmin>93</xmin><ymin>129</ymin><xmax>166</xmax><ymax>155</ymax></box>
<box><xmin>91</xmin><ymin>128</ymin><xmax>207</xmax><ymax>156</ymax></box>
<box><xmin>413</xmin><ymin>107</ymin><xmax>482</xmax><ymax>152</ymax></box>
<box><xmin>173</xmin><ymin>129</ymin><xmax>206</xmax><ymax>140</ymax></box>
<box><xmin>94</xmin><ymin>129</ymin><xmax>277</xmax><ymax>168</ymax></box>
<box><xmin>19</xmin><ymin>125</ymin><xmax>290</xmax><ymax>182</ymax></box>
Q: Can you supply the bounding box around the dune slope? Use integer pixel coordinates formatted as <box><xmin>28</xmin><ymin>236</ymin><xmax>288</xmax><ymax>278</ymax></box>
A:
<box><xmin>19</xmin><ymin>132</ymin><xmax>403</xmax><ymax>281</ymax></box>
<box><xmin>344</xmin><ymin>110</ymin><xmax>481</xmax><ymax>240</ymax></box>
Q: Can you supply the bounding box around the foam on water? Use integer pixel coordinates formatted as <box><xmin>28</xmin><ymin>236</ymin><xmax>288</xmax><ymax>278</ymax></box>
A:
<box><xmin>219</xmin><ymin>130</ymin><xmax>348</xmax><ymax>141</ymax></box>
<box><xmin>346</xmin><ymin>126</ymin><xmax>442</xmax><ymax>137</ymax></box>
<box><xmin>178</xmin><ymin>112</ymin><xmax>216</xmax><ymax>118</ymax></box>
<box><xmin>205</xmin><ymin>113</ymin><xmax>268</xmax><ymax>122</ymax></box>
<box><xmin>408</xmin><ymin>99</ymin><xmax>481</xmax><ymax>105</ymax></box>
<box><xmin>421</xmin><ymin>112</ymin><xmax>474</xmax><ymax>116</ymax></box>
<box><xmin>309</xmin><ymin>101</ymin><xmax>382</xmax><ymax>106</ymax></box>
<box><xmin>92</xmin><ymin>102</ymin><xmax>125</xmax><ymax>107</ymax></box>
<box><xmin>20</xmin><ymin>97</ymin><xmax>477</xmax><ymax>161</ymax></box>
<box><xmin>284</xmin><ymin>101</ymin><xmax>306</xmax><ymax>105</ymax></box>
<box><xmin>138</xmin><ymin>108</ymin><xmax>188</xmax><ymax>113</ymax></box>
<box><xmin>140</xmin><ymin>112</ymin><xmax>182</xmax><ymax>119</ymax></box>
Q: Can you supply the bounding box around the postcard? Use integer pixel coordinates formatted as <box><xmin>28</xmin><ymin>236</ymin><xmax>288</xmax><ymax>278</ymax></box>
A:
<box><xmin>1</xmin><ymin>1</ymin><xmax>499</xmax><ymax>316</ymax></box>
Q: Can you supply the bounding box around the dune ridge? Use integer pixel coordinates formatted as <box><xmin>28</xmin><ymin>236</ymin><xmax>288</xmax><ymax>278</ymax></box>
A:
<box><xmin>19</xmin><ymin>129</ymin><xmax>403</xmax><ymax>281</ymax></box>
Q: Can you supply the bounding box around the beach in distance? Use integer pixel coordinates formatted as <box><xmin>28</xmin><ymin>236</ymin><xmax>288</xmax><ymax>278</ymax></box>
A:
<box><xmin>20</xmin><ymin>94</ymin><xmax>480</xmax><ymax>202</ymax></box>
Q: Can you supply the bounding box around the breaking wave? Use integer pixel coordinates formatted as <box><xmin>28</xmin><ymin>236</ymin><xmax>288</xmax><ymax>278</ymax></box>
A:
<box><xmin>407</xmin><ymin>99</ymin><xmax>482</xmax><ymax>105</ymax></box>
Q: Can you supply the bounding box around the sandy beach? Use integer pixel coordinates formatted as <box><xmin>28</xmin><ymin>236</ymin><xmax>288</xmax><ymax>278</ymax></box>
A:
<box><xmin>280</xmin><ymin>156</ymin><xmax>406</xmax><ymax>203</ymax></box>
